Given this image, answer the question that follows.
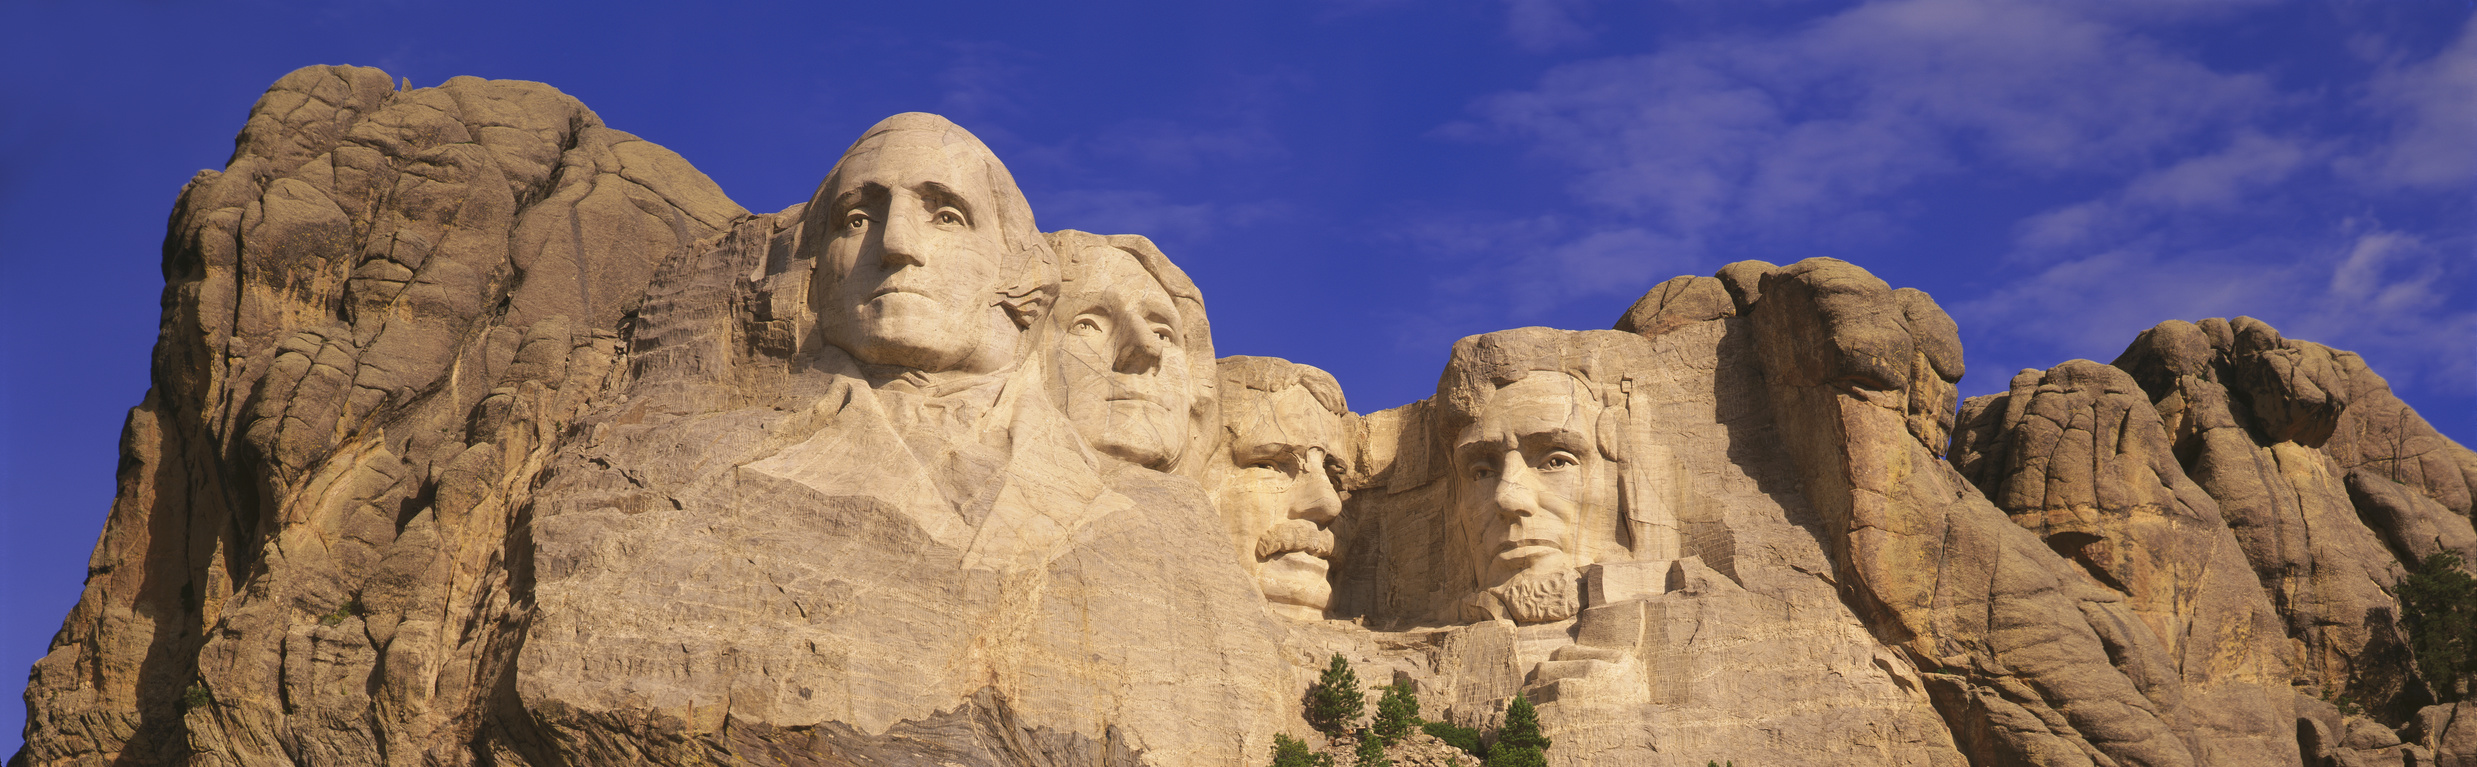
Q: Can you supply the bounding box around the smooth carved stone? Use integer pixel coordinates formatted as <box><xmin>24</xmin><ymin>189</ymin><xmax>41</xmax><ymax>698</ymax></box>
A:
<box><xmin>1207</xmin><ymin>356</ymin><xmax>1351</xmax><ymax>620</ymax></box>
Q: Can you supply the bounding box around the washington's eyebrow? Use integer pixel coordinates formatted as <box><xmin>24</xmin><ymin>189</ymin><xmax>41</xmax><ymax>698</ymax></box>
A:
<box><xmin>832</xmin><ymin>182</ymin><xmax>887</xmax><ymax>214</ymax></box>
<box><xmin>912</xmin><ymin>181</ymin><xmax>975</xmax><ymax>217</ymax></box>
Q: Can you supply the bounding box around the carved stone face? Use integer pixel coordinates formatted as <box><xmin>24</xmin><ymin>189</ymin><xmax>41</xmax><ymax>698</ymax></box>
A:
<box><xmin>1053</xmin><ymin>245</ymin><xmax>1192</xmax><ymax>469</ymax></box>
<box><xmin>815</xmin><ymin>136</ymin><xmax>1013</xmax><ymax>374</ymax></box>
<box><xmin>1453</xmin><ymin>373</ymin><xmax>1613</xmax><ymax>601</ymax></box>
<box><xmin>1212</xmin><ymin>384</ymin><xmax>1346</xmax><ymax>620</ymax></box>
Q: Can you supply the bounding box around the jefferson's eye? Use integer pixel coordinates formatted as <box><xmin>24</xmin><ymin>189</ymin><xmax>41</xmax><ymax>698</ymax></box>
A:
<box><xmin>1540</xmin><ymin>452</ymin><xmax>1579</xmax><ymax>471</ymax></box>
<box><xmin>1152</xmin><ymin>326</ymin><xmax>1175</xmax><ymax>344</ymax></box>
<box><xmin>933</xmin><ymin>207</ymin><xmax>968</xmax><ymax>227</ymax></box>
<box><xmin>1070</xmin><ymin>315</ymin><xmax>1105</xmax><ymax>335</ymax></box>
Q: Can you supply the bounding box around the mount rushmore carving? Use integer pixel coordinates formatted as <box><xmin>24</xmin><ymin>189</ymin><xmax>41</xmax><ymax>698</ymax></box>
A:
<box><xmin>17</xmin><ymin>66</ymin><xmax>2477</xmax><ymax>767</ymax></box>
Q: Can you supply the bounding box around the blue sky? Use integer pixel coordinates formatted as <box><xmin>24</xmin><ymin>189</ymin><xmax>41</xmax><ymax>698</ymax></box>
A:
<box><xmin>2</xmin><ymin>0</ymin><xmax>2470</xmax><ymax>753</ymax></box>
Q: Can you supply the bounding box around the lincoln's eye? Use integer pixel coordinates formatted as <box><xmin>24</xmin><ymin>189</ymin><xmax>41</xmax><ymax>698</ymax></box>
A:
<box><xmin>934</xmin><ymin>207</ymin><xmax>968</xmax><ymax>227</ymax></box>
<box><xmin>1540</xmin><ymin>452</ymin><xmax>1579</xmax><ymax>471</ymax></box>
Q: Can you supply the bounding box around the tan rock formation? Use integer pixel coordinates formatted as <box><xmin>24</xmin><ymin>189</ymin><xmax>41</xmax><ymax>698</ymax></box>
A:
<box><xmin>1207</xmin><ymin>356</ymin><xmax>1353</xmax><ymax>620</ymax></box>
<box><xmin>19</xmin><ymin>65</ymin><xmax>2477</xmax><ymax>767</ymax></box>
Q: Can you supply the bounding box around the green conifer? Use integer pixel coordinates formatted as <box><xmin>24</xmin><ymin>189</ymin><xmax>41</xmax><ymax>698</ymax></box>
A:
<box><xmin>2401</xmin><ymin>552</ymin><xmax>2477</xmax><ymax>702</ymax></box>
<box><xmin>1307</xmin><ymin>653</ymin><xmax>1365</xmax><ymax>735</ymax></box>
<box><xmin>1372</xmin><ymin>682</ymin><xmax>1421</xmax><ymax>745</ymax></box>
<box><xmin>1271</xmin><ymin>733</ymin><xmax>1332</xmax><ymax>767</ymax></box>
<box><xmin>1354</xmin><ymin>729</ymin><xmax>1391</xmax><ymax>767</ymax></box>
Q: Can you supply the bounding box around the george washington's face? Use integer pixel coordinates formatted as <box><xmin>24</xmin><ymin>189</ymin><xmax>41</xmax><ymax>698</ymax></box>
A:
<box><xmin>815</xmin><ymin>137</ymin><xmax>1013</xmax><ymax>374</ymax></box>
<box><xmin>1453</xmin><ymin>373</ymin><xmax>1615</xmax><ymax>621</ymax></box>
<box><xmin>1052</xmin><ymin>245</ymin><xmax>1192</xmax><ymax>469</ymax></box>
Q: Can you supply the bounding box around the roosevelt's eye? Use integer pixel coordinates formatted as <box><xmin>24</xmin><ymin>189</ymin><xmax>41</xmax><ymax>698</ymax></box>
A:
<box><xmin>1468</xmin><ymin>462</ymin><xmax>1497</xmax><ymax>481</ymax></box>
<box><xmin>1539</xmin><ymin>452</ymin><xmax>1579</xmax><ymax>471</ymax></box>
<box><xmin>933</xmin><ymin>206</ymin><xmax>968</xmax><ymax>227</ymax></box>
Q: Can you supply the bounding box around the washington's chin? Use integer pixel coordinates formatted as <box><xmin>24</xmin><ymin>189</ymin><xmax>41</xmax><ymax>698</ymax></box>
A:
<box><xmin>1090</xmin><ymin>429</ymin><xmax>1182</xmax><ymax>470</ymax></box>
<box><xmin>1258</xmin><ymin>552</ymin><xmax>1332</xmax><ymax>618</ymax></box>
<box><xmin>831</xmin><ymin>311</ymin><xmax>979</xmax><ymax>370</ymax></box>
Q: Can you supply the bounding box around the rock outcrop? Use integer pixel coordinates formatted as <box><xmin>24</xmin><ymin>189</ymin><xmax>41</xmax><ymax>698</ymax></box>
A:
<box><xmin>15</xmin><ymin>66</ymin><xmax>2477</xmax><ymax>767</ymax></box>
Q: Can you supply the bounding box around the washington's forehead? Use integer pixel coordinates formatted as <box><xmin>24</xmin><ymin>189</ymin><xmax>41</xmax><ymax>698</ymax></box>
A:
<box><xmin>834</xmin><ymin>141</ymin><xmax>998</xmax><ymax>192</ymax></box>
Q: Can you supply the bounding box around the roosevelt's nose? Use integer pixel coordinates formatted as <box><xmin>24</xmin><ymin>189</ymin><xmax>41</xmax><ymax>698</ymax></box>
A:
<box><xmin>1288</xmin><ymin>447</ymin><xmax>1341</xmax><ymax>525</ymax></box>
<box><xmin>1492</xmin><ymin>451</ymin><xmax>1543</xmax><ymax>521</ymax></box>
<box><xmin>876</xmin><ymin>204</ymin><xmax>928</xmax><ymax>268</ymax></box>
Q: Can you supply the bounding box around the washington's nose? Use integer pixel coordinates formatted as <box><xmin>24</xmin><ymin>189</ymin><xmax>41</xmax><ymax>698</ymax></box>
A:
<box><xmin>877</xmin><ymin>207</ymin><xmax>927</xmax><ymax>268</ymax></box>
<box><xmin>1287</xmin><ymin>448</ymin><xmax>1341</xmax><ymax>525</ymax></box>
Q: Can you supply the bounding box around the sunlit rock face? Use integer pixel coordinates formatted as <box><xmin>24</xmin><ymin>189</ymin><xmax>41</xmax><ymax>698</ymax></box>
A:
<box><xmin>20</xmin><ymin>64</ymin><xmax>2477</xmax><ymax>767</ymax></box>
<box><xmin>1205</xmin><ymin>356</ymin><xmax>1351</xmax><ymax>620</ymax></box>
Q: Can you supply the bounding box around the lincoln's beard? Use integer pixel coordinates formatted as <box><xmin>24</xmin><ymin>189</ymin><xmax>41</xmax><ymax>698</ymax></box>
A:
<box><xmin>1488</xmin><ymin>565</ymin><xmax>1580</xmax><ymax>624</ymax></box>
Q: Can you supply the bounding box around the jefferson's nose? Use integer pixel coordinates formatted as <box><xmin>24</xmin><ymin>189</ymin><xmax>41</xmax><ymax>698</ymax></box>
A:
<box><xmin>1114</xmin><ymin>327</ymin><xmax>1165</xmax><ymax>375</ymax></box>
<box><xmin>1287</xmin><ymin>447</ymin><xmax>1341</xmax><ymax>525</ymax></box>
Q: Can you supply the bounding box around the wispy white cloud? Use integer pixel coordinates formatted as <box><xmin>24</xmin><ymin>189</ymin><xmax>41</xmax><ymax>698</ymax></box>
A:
<box><xmin>2345</xmin><ymin>14</ymin><xmax>2477</xmax><ymax>190</ymax></box>
<box><xmin>1954</xmin><ymin>226</ymin><xmax>2477</xmax><ymax>397</ymax></box>
<box><xmin>1503</xmin><ymin>0</ymin><xmax>1596</xmax><ymax>52</ymax></box>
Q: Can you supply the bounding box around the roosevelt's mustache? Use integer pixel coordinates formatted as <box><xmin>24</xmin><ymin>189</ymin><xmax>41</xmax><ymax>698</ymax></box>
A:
<box><xmin>1255</xmin><ymin>519</ymin><xmax>1334</xmax><ymax>561</ymax></box>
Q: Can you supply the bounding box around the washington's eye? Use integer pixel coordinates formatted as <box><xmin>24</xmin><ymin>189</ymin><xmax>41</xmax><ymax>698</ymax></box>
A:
<box><xmin>1540</xmin><ymin>452</ymin><xmax>1579</xmax><ymax>471</ymax></box>
<box><xmin>933</xmin><ymin>206</ymin><xmax>968</xmax><ymax>227</ymax></box>
<box><xmin>843</xmin><ymin>212</ymin><xmax>870</xmax><ymax>230</ymax></box>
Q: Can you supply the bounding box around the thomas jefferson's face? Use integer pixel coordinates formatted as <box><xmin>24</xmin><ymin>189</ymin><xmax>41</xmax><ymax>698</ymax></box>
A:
<box><xmin>816</xmin><ymin>138</ymin><xmax>1009</xmax><ymax>372</ymax></box>
<box><xmin>1213</xmin><ymin>385</ymin><xmax>1346</xmax><ymax>619</ymax></box>
<box><xmin>1454</xmin><ymin>374</ymin><xmax>1611</xmax><ymax>588</ymax></box>
<box><xmin>1053</xmin><ymin>245</ymin><xmax>1191</xmax><ymax>469</ymax></box>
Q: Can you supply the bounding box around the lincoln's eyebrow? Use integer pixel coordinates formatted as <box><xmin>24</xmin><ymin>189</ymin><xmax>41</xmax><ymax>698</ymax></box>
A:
<box><xmin>1518</xmin><ymin>427</ymin><xmax>1592</xmax><ymax>454</ymax></box>
<box><xmin>1454</xmin><ymin>433</ymin><xmax>1512</xmax><ymax>462</ymax></box>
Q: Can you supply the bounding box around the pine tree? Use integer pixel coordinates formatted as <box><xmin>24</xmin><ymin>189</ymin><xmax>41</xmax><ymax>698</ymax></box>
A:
<box><xmin>1371</xmin><ymin>682</ymin><xmax>1421</xmax><ymax>746</ymax></box>
<box><xmin>1484</xmin><ymin>693</ymin><xmax>1550</xmax><ymax>767</ymax></box>
<box><xmin>1354</xmin><ymin>729</ymin><xmax>1391</xmax><ymax>767</ymax></box>
<box><xmin>2401</xmin><ymin>552</ymin><xmax>2477</xmax><ymax>702</ymax></box>
<box><xmin>1307</xmin><ymin>653</ymin><xmax>1365</xmax><ymax>735</ymax></box>
<box><xmin>1271</xmin><ymin>733</ymin><xmax>1332</xmax><ymax>767</ymax></box>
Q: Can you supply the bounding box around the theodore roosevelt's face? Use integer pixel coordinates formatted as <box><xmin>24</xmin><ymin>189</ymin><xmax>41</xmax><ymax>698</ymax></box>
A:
<box><xmin>1453</xmin><ymin>374</ymin><xmax>1611</xmax><ymax>588</ymax></box>
<box><xmin>815</xmin><ymin>138</ymin><xmax>1009</xmax><ymax>373</ymax></box>
<box><xmin>1212</xmin><ymin>385</ymin><xmax>1346</xmax><ymax>620</ymax></box>
<box><xmin>1052</xmin><ymin>245</ymin><xmax>1191</xmax><ymax>469</ymax></box>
